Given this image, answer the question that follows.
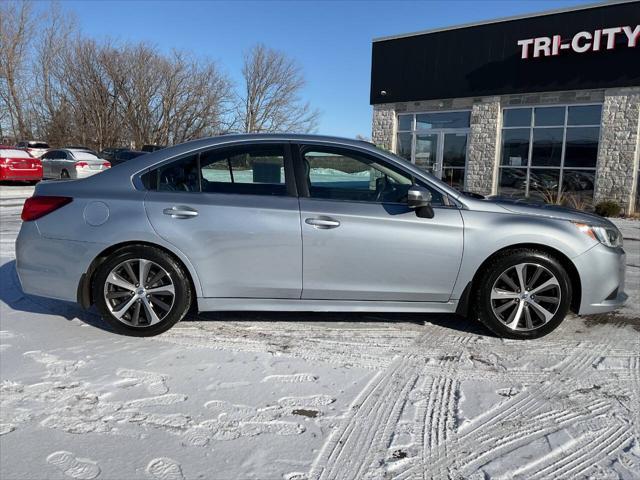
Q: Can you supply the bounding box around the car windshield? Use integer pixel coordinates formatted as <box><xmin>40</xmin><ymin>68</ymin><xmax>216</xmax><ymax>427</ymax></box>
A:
<box><xmin>28</xmin><ymin>142</ymin><xmax>49</xmax><ymax>148</ymax></box>
<box><xmin>0</xmin><ymin>149</ymin><xmax>32</xmax><ymax>158</ymax></box>
<box><xmin>73</xmin><ymin>151</ymin><xmax>100</xmax><ymax>161</ymax></box>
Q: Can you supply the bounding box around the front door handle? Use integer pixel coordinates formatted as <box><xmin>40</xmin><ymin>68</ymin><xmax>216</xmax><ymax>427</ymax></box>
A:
<box><xmin>305</xmin><ymin>217</ymin><xmax>340</xmax><ymax>229</ymax></box>
<box><xmin>163</xmin><ymin>206</ymin><xmax>199</xmax><ymax>219</ymax></box>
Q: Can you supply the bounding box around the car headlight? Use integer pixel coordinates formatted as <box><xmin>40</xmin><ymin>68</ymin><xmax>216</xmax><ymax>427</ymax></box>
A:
<box><xmin>573</xmin><ymin>222</ymin><xmax>623</xmax><ymax>248</ymax></box>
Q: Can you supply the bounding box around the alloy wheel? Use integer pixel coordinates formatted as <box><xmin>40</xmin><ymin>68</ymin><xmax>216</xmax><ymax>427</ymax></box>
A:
<box><xmin>103</xmin><ymin>259</ymin><xmax>175</xmax><ymax>327</ymax></box>
<box><xmin>490</xmin><ymin>262</ymin><xmax>561</xmax><ymax>331</ymax></box>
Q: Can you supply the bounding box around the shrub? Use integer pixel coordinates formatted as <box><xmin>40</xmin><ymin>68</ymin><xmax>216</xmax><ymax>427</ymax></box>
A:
<box><xmin>595</xmin><ymin>201</ymin><xmax>622</xmax><ymax>217</ymax></box>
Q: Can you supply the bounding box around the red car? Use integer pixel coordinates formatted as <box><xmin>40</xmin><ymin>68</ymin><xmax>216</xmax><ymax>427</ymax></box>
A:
<box><xmin>0</xmin><ymin>146</ymin><xmax>43</xmax><ymax>182</ymax></box>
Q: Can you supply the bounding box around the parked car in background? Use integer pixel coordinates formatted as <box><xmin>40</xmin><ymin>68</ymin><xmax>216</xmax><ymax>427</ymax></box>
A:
<box><xmin>40</xmin><ymin>148</ymin><xmax>110</xmax><ymax>180</ymax></box>
<box><xmin>0</xmin><ymin>146</ymin><xmax>42</xmax><ymax>183</ymax></box>
<box><xmin>64</xmin><ymin>146</ymin><xmax>99</xmax><ymax>157</ymax></box>
<box><xmin>16</xmin><ymin>134</ymin><xmax>627</xmax><ymax>339</ymax></box>
<box><xmin>15</xmin><ymin>140</ymin><xmax>49</xmax><ymax>158</ymax></box>
<box><xmin>111</xmin><ymin>150</ymin><xmax>146</xmax><ymax>166</ymax></box>
<box><xmin>100</xmin><ymin>148</ymin><xmax>127</xmax><ymax>162</ymax></box>
<box><xmin>141</xmin><ymin>144</ymin><xmax>165</xmax><ymax>152</ymax></box>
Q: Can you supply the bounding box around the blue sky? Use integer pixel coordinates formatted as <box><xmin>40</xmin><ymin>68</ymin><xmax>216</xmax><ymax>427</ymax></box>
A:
<box><xmin>53</xmin><ymin>0</ymin><xmax>593</xmax><ymax>138</ymax></box>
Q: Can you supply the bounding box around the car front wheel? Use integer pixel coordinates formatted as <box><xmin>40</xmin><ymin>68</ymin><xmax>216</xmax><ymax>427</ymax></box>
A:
<box><xmin>474</xmin><ymin>249</ymin><xmax>572</xmax><ymax>339</ymax></box>
<box><xmin>93</xmin><ymin>246</ymin><xmax>192</xmax><ymax>336</ymax></box>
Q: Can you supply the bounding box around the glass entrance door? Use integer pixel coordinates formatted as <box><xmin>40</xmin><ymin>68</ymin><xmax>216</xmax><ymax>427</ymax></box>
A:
<box><xmin>396</xmin><ymin>111</ymin><xmax>470</xmax><ymax>191</ymax></box>
<box><xmin>412</xmin><ymin>131</ymin><xmax>468</xmax><ymax>190</ymax></box>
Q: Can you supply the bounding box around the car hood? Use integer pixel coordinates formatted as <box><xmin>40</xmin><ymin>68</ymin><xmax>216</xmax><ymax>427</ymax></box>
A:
<box><xmin>482</xmin><ymin>196</ymin><xmax>615</xmax><ymax>228</ymax></box>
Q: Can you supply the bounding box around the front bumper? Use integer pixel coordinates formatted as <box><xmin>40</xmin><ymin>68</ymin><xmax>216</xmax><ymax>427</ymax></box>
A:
<box><xmin>572</xmin><ymin>242</ymin><xmax>627</xmax><ymax>315</ymax></box>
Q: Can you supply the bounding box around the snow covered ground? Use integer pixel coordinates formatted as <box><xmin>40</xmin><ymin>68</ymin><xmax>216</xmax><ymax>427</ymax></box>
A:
<box><xmin>0</xmin><ymin>184</ymin><xmax>638</xmax><ymax>480</ymax></box>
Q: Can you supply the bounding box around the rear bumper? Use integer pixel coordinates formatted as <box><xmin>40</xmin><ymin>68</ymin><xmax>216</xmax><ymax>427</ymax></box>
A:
<box><xmin>76</xmin><ymin>168</ymin><xmax>106</xmax><ymax>179</ymax></box>
<box><xmin>573</xmin><ymin>243</ymin><xmax>627</xmax><ymax>315</ymax></box>
<box><xmin>16</xmin><ymin>222</ymin><xmax>103</xmax><ymax>302</ymax></box>
<box><xmin>0</xmin><ymin>166</ymin><xmax>42</xmax><ymax>181</ymax></box>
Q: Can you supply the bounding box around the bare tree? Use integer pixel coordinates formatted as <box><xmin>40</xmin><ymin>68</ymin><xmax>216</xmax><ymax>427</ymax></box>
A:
<box><xmin>239</xmin><ymin>43</ymin><xmax>319</xmax><ymax>133</ymax></box>
<box><xmin>0</xmin><ymin>1</ymin><xmax>35</xmax><ymax>139</ymax></box>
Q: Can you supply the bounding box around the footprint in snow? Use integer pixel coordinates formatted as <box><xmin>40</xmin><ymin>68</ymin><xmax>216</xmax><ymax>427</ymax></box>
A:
<box><xmin>46</xmin><ymin>451</ymin><xmax>100</xmax><ymax>480</ymax></box>
<box><xmin>262</xmin><ymin>373</ymin><xmax>318</xmax><ymax>383</ymax></box>
<box><xmin>146</xmin><ymin>457</ymin><xmax>184</xmax><ymax>480</ymax></box>
<box><xmin>0</xmin><ymin>423</ymin><xmax>16</xmax><ymax>435</ymax></box>
<box><xmin>116</xmin><ymin>368</ymin><xmax>169</xmax><ymax>394</ymax></box>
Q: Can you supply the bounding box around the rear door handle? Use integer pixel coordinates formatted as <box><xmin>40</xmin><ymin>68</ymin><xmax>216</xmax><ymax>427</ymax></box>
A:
<box><xmin>163</xmin><ymin>206</ymin><xmax>199</xmax><ymax>219</ymax></box>
<box><xmin>305</xmin><ymin>217</ymin><xmax>340</xmax><ymax>229</ymax></box>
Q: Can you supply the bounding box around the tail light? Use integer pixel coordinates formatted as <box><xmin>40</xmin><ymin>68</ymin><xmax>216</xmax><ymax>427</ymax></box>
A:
<box><xmin>21</xmin><ymin>196</ymin><xmax>72</xmax><ymax>221</ymax></box>
<box><xmin>102</xmin><ymin>162</ymin><xmax>111</xmax><ymax>168</ymax></box>
<box><xmin>75</xmin><ymin>161</ymin><xmax>89</xmax><ymax>168</ymax></box>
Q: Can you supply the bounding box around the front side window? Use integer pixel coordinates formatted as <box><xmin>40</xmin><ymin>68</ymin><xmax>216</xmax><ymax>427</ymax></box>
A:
<box><xmin>302</xmin><ymin>147</ymin><xmax>443</xmax><ymax>205</ymax></box>
<box><xmin>498</xmin><ymin>104</ymin><xmax>602</xmax><ymax>208</ymax></box>
<box><xmin>151</xmin><ymin>144</ymin><xmax>288</xmax><ymax>196</ymax></box>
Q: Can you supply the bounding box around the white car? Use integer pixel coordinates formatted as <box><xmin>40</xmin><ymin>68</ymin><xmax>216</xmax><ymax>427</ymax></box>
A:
<box><xmin>16</xmin><ymin>140</ymin><xmax>49</xmax><ymax>158</ymax></box>
<box><xmin>40</xmin><ymin>148</ymin><xmax>111</xmax><ymax>180</ymax></box>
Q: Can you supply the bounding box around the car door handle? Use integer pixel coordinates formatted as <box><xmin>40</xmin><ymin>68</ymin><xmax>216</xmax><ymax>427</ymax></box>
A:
<box><xmin>163</xmin><ymin>206</ymin><xmax>199</xmax><ymax>219</ymax></box>
<box><xmin>305</xmin><ymin>217</ymin><xmax>340</xmax><ymax>229</ymax></box>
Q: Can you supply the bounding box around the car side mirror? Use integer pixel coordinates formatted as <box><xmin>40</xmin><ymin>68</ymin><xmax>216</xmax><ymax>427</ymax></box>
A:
<box><xmin>407</xmin><ymin>185</ymin><xmax>434</xmax><ymax>219</ymax></box>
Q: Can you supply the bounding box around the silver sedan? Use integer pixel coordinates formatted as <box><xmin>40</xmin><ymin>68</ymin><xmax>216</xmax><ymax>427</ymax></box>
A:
<box><xmin>15</xmin><ymin>134</ymin><xmax>627</xmax><ymax>339</ymax></box>
<box><xmin>41</xmin><ymin>148</ymin><xmax>111</xmax><ymax>180</ymax></box>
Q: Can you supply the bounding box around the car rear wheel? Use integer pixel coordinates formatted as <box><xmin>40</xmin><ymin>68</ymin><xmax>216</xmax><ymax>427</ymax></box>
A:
<box><xmin>473</xmin><ymin>249</ymin><xmax>572</xmax><ymax>339</ymax></box>
<box><xmin>93</xmin><ymin>246</ymin><xmax>192</xmax><ymax>336</ymax></box>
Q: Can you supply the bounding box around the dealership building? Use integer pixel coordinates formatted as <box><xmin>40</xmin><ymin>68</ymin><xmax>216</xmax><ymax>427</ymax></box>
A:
<box><xmin>371</xmin><ymin>0</ymin><xmax>640</xmax><ymax>213</ymax></box>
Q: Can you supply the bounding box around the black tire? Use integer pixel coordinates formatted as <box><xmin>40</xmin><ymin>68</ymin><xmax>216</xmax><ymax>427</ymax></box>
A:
<box><xmin>473</xmin><ymin>248</ymin><xmax>572</xmax><ymax>339</ymax></box>
<box><xmin>93</xmin><ymin>245</ymin><xmax>193</xmax><ymax>336</ymax></box>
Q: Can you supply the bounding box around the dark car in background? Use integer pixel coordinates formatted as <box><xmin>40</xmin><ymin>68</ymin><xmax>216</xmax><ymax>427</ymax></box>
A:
<box><xmin>111</xmin><ymin>150</ymin><xmax>147</xmax><ymax>166</ymax></box>
<box><xmin>100</xmin><ymin>148</ymin><xmax>127</xmax><ymax>162</ymax></box>
<box><xmin>141</xmin><ymin>144</ymin><xmax>165</xmax><ymax>153</ymax></box>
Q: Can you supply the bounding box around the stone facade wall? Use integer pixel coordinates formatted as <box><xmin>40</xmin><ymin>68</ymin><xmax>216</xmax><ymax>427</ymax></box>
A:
<box><xmin>594</xmin><ymin>87</ymin><xmax>640</xmax><ymax>213</ymax></box>
<box><xmin>371</xmin><ymin>104</ymin><xmax>395</xmax><ymax>151</ymax></box>
<box><xmin>370</xmin><ymin>88</ymin><xmax>640</xmax><ymax>211</ymax></box>
<box><xmin>466</xmin><ymin>97</ymin><xmax>500</xmax><ymax>195</ymax></box>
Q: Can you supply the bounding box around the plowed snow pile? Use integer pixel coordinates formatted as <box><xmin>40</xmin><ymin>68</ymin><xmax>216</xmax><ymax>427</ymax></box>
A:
<box><xmin>1</xmin><ymin>185</ymin><xmax>638</xmax><ymax>479</ymax></box>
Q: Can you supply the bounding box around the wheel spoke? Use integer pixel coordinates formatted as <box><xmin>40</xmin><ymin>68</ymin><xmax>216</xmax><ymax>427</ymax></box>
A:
<box><xmin>515</xmin><ymin>264</ymin><xmax>527</xmax><ymax>292</ymax></box>
<box><xmin>506</xmin><ymin>300</ymin><xmax>525</xmax><ymax>330</ymax></box>
<box><xmin>527</xmin><ymin>265</ymin><xmax>543</xmax><ymax>290</ymax></box>
<box><xmin>146</xmin><ymin>284</ymin><xmax>175</xmax><ymax>296</ymax></box>
<box><xmin>524</xmin><ymin>305</ymin><xmax>534</xmax><ymax>330</ymax></box>
<box><xmin>146</xmin><ymin>270</ymin><xmax>166</xmax><ymax>288</ymax></box>
<box><xmin>106</xmin><ymin>291</ymin><xmax>132</xmax><ymax>299</ymax></box>
<box><xmin>149</xmin><ymin>296</ymin><xmax>171</xmax><ymax>312</ymax></box>
<box><xmin>139</xmin><ymin>259</ymin><xmax>151</xmax><ymax>287</ymax></box>
<box><xmin>142</xmin><ymin>297</ymin><xmax>161</xmax><ymax>325</ymax></box>
<box><xmin>499</xmin><ymin>272</ymin><xmax>519</xmax><ymax>292</ymax></box>
<box><xmin>131</xmin><ymin>301</ymin><xmax>141</xmax><ymax>325</ymax></box>
<box><xmin>530</xmin><ymin>277</ymin><xmax>559</xmax><ymax>295</ymax></box>
<box><xmin>534</xmin><ymin>295</ymin><xmax>559</xmax><ymax>304</ymax></box>
<box><xmin>491</xmin><ymin>288</ymin><xmax>519</xmax><ymax>300</ymax></box>
<box><xmin>112</xmin><ymin>296</ymin><xmax>138</xmax><ymax>320</ymax></box>
<box><xmin>123</xmin><ymin>261</ymin><xmax>138</xmax><ymax>284</ymax></box>
<box><xmin>528</xmin><ymin>299</ymin><xmax>555</xmax><ymax>322</ymax></box>
<box><xmin>107</xmin><ymin>272</ymin><xmax>136</xmax><ymax>292</ymax></box>
<box><xmin>494</xmin><ymin>299</ymin><xmax>516</xmax><ymax>315</ymax></box>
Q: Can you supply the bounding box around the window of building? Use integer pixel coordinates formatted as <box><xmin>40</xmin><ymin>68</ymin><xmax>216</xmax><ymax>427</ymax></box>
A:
<box><xmin>396</xmin><ymin>111</ymin><xmax>470</xmax><ymax>191</ymax></box>
<box><xmin>498</xmin><ymin>104</ymin><xmax>602</xmax><ymax>208</ymax></box>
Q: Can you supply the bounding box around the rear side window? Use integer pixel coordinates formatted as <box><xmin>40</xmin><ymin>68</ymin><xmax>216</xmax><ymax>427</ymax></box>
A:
<box><xmin>200</xmin><ymin>145</ymin><xmax>286</xmax><ymax>196</ymax></box>
<box><xmin>150</xmin><ymin>144</ymin><xmax>288</xmax><ymax>196</ymax></box>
